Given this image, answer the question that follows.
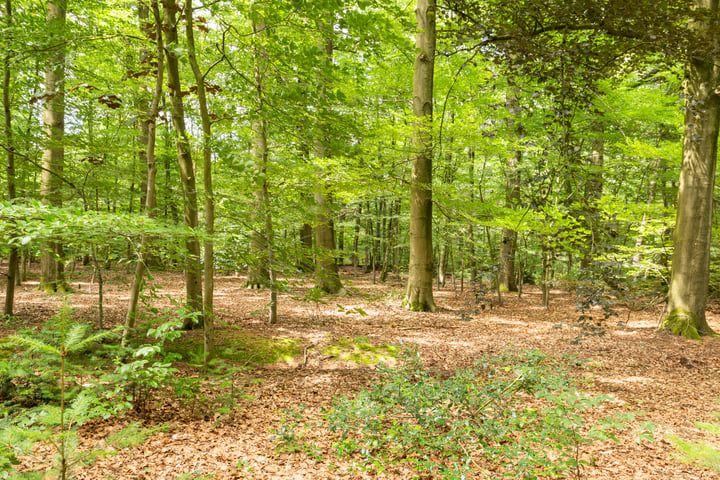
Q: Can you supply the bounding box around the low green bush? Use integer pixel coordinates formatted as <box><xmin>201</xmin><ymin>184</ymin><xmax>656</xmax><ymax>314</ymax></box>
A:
<box><xmin>327</xmin><ymin>348</ymin><xmax>639</xmax><ymax>479</ymax></box>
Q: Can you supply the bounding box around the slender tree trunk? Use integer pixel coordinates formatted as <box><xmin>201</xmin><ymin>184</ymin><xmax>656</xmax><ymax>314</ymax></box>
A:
<box><xmin>351</xmin><ymin>204</ymin><xmax>360</xmax><ymax>273</ymax></box>
<box><xmin>163</xmin><ymin>0</ymin><xmax>203</xmax><ymax>327</ymax></box>
<box><xmin>245</xmin><ymin>111</ymin><xmax>270</xmax><ymax>291</ymax></box>
<box><xmin>39</xmin><ymin>0</ymin><xmax>68</xmax><ymax>293</ymax></box>
<box><xmin>248</xmin><ymin>6</ymin><xmax>277</xmax><ymax>323</ymax></box>
<box><xmin>3</xmin><ymin>0</ymin><xmax>18</xmax><ymax>317</ymax></box>
<box><xmin>405</xmin><ymin>0</ymin><xmax>437</xmax><ymax>311</ymax></box>
<box><xmin>581</xmin><ymin>121</ymin><xmax>604</xmax><ymax>269</ymax></box>
<box><xmin>664</xmin><ymin>0</ymin><xmax>720</xmax><ymax>338</ymax></box>
<box><xmin>633</xmin><ymin>157</ymin><xmax>662</xmax><ymax>266</ymax></box>
<box><xmin>299</xmin><ymin>222</ymin><xmax>314</xmax><ymax>272</ymax></box>
<box><xmin>500</xmin><ymin>88</ymin><xmax>523</xmax><ymax>292</ymax></box>
<box><xmin>185</xmin><ymin>0</ymin><xmax>216</xmax><ymax>358</ymax></box>
<box><xmin>380</xmin><ymin>199</ymin><xmax>400</xmax><ymax>282</ymax></box>
<box><xmin>125</xmin><ymin>0</ymin><xmax>164</xmax><ymax>345</ymax></box>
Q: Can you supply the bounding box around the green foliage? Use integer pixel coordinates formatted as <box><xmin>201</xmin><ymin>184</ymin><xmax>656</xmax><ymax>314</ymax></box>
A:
<box><xmin>1</xmin><ymin>305</ymin><xmax>126</xmax><ymax>479</ymax></box>
<box><xmin>327</xmin><ymin>348</ymin><xmax>637</xmax><ymax>479</ymax></box>
<box><xmin>668</xmin><ymin>407</ymin><xmax>720</xmax><ymax>474</ymax></box>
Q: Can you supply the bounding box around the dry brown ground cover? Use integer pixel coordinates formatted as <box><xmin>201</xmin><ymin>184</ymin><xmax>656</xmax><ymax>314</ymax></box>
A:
<box><xmin>3</xmin><ymin>264</ymin><xmax>720</xmax><ymax>479</ymax></box>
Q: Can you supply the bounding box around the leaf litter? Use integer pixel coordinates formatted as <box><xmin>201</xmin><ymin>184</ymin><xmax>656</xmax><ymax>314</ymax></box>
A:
<box><xmin>4</xmin><ymin>266</ymin><xmax>720</xmax><ymax>479</ymax></box>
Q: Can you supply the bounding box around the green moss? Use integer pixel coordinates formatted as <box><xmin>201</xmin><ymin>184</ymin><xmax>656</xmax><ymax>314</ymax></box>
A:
<box><xmin>321</xmin><ymin>336</ymin><xmax>399</xmax><ymax>365</ymax></box>
<box><xmin>169</xmin><ymin>332</ymin><xmax>301</xmax><ymax>365</ymax></box>
<box><xmin>663</xmin><ymin>309</ymin><xmax>702</xmax><ymax>340</ymax></box>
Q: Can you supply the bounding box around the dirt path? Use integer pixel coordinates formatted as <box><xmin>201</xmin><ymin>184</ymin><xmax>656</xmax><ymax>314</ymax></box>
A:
<box><xmin>5</xmin><ymin>266</ymin><xmax>720</xmax><ymax>479</ymax></box>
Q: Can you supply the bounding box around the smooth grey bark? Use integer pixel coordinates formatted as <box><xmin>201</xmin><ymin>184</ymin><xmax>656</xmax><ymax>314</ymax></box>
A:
<box><xmin>3</xmin><ymin>0</ymin><xmax>18</xmax><ymax>316</ymax></box>
<box><xmin>39</xmin><ymin>0</ymin><xmax>68</xmax><ymax>293</ymax></box>
<box><xmin>313</xmin><ymin>21</ymin><xmax>342</xmax><ymax>294</ymax></box>
<box><xmin>405</xmin><ymin>0</ymin><xmax>437</xmax><ymax>311</ymax></box>
<box><xmin>664</xmin><ymin>0</ymin><xmax>720</xmax><ymax>338</ymax></box>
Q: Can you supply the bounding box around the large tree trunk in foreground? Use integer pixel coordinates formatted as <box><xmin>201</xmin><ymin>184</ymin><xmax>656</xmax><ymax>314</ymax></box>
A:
<box><xmin>405</xmin><ymin>0</ymin><xmax>437</xmax><ymax>312</ymax></box>
<box><xmin>664</xmin><ymin>0</ymin><xmax>720</xmax><ymax>338</ymax></box>
<box><xmin>163</xmin><ymin>0</ymin><xmax>203</xmax><ymax>327</ymax></box>
<box><xmin>39</xmin><ymin>0</ymin><xmax>68</xmax><ymax>293</ymax></box>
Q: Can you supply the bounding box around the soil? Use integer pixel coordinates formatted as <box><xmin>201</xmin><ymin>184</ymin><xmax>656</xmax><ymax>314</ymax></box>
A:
<box><xmin>4</xmin><ymin>264</ymin><xmax>720</xmax><ymax>479</ymax></box>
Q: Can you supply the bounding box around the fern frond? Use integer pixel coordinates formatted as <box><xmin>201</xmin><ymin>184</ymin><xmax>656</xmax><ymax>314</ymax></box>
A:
<box><xmin>66</xmin><ymin>391</ymin><xmax>93</xmax><ymax>427</ymax></box>
<box><xmin>63</xmin><ymin>323</ymin><xmax>91</xmax><ymax>351</ymax></box>
<box><xmin>668</xmin><ymin>433</ymin><xmax>720</xmax><ymax>473</ymax></box>
<box><xmin>70</xmin><ymin>326</ymin><xmax>121</xmax><ymax>353</ymax></box>
<box><xmin>7</xmin><ymin>335</ymin><xmax>60</xmax><ymax>355</ymax></box>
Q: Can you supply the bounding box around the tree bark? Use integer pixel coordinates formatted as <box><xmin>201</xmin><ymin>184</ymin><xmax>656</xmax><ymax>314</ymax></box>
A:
<box><xmin>3</xmin><ymin>0</ymin><xmax>18</xmax><ymax>317</ymax></box>
<box><xmin>245</xmin><ymin>11</ymin><xmax>271</xmax><ymax>290</ymax></box>
<box><xmin>125</xmin><ymin>0</ymin><xmax>164</xmax><ymax>345</ymax></box>
<box><xmin>39</xmin><ymin>0</ymin><xmax>68</xmax><ymax>293</ymax></box>
<box><xmin>500</xmin><ymin>89</ymin><xmax>522</xmax><ymax>292</ymax></box>
<box><xmin>248</xmin><ymin>6</ymin><xmax>277</xmax><ymax>322</ymax></box>
<box><xmin>405</xmin><ymin>0</ymin><xmax>437</xmax><ymax>312</ymax></box>
<box><xmin>664</xmin><ymin>0</ymin><xmax>720</xmax><ymax>338</ymax></box>
<box><xmin>163</xmin><ymin>0</ymin><xmax>203</xmax><ymax>327</ymax></box>
<box><xmin>581</xmin><ymin>121</ymin><xmax>604</xmax><ymax>269</ymax></box>
<box><xmin>185</xmin><ymin>0</ymin><xmax>216</xmax><ymax>358</ymax></box>
<box><xmin>313</xmin><ymin>21</ymin><xmax>342</xmax><ymax>294</ymax></box>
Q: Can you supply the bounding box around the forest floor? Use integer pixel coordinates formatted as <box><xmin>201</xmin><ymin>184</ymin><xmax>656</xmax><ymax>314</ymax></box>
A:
<box><xmin>4</xmin><ymin>265</ymin><xmax>720</xmax><ymax>479</ymax></box>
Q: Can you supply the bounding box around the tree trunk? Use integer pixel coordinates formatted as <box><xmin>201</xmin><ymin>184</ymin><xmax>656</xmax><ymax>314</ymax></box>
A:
<box><xmin>664</xmin><ymin>0</ymin><xmax>720</xmax><ymax>338</ymax></box>
<box><xmin>298</xmin><ymin>222</ymin><xmax>314</xmax><ymax>272</ymax></box>
<box><xmin>500</xmin><ymin>90</ymin><xmax>522</xmax><ymax>292</ymax></box>
<box><xmin>405</xmin><ymin>0</ymin><xmax>437</xmax><ymax>312</ymax></box>
<box><xmin>581</xmin><ymin>121</ymin><xmax>604</xmax><ymax>269</ymax></box>
<box><xmin>163</xmin><ymin>0</ymin><xmax>203</xmax><ymax>327</ymax></box>
<box><xmin>185</xmin><ymin>0</ymin><xmax>216</xmax><ymax>356</ymax></box>
<box><xmin>39</xmin><ymin>0</ymin><xmax>68</xmax><ymax>293</ymax></box>
<box><xmin>248</xmin><ymin>5</ymin><xmax>277</xmax><ymax>323</ymax></box>
<box><xmin>313</xmin><ymin>21</ymin><xmax>342</xmax><ymax>294</ymax></box>
<box><xmin>3</xmin><ymin>0</ymin><xmax>18</xmax><ymax>317</ymax></box>
<box><xmin>351</xmin><ymin>204</ymin><xmax>361</xmax><ymax>274</ymax></box>
<box><xmin>314</xmin><ymin>191</ymin><xmax>343</xmax><ymax>293</ymax></box>
<box><xmin>125</xmin><ymin>0</ymin><xmax>164</xmax><ymax>345</ymax></box>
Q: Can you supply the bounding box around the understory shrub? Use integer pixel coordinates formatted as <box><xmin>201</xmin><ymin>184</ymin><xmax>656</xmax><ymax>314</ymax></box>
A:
<box><xmin>667</xmin><ymin>405</ymin><xmax>720</xmax><ymax>474</ymax></box>
<box><xmin>327</xmin><ymin>348</ymin><xmax>640</xmax><ymax>479</ymax></box>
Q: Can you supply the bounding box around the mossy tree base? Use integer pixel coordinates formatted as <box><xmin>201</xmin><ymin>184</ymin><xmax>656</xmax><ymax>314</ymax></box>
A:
<box><xmin>403</xmin><ymin>288</ymin><xmax>438</xmax><ymax>312</ymax></box>
<box><xmin>662</xmin><ymin>309</ymin><xmax>716</xmax><ymax>340</ymax></box>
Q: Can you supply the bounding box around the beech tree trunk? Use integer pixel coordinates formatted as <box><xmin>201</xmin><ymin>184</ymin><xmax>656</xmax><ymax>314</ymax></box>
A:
<box><xmin>3</xmin><ymin>0</ymin><xmax>18</xmax><ymax>316</ymax></box>
<box><xmin>245</xmin><ymin>38</ymin><xmax>271</xmax><ymax>291</ymax></box>
<box><xmin>185</xmin><ymin>0</ymin><xmax>217</xmax><ymax>355</ymax></box>
<box><xmin>163</xmin><ymin>0</ymin><xmax>203</xmax><ymax>327</ymax></box>
<box><xmin>125</xmin><ymin>0</ymin><xmax>164</xmax><ymax>345</ymax></box>
<box><xmin>581</xmin><ymin>121</ymin><xmax>604</xmax><ymax>269</ymax></box>
<box><xmin>313</xmin><ymin>21</ymin><xmax>342</xmax><ymax>294</ymax></box>
<box><xmin>248</xmin><ymin>6</ymin><xmax>277</xmax><ymax>323</ymax></box>
<box><xmin>664</xmin><ymin>0</ymin><xmax>720</xmax><ymax>338</ymax></box>
<box><xmin>39</xmin><ymin>0</ymin><xmax>68</xmax><ymax>293</ymax></box>
<box><xmin>405</xmin><ymin>0</ymin><xmax>437</xmax><ymax>311</ymax></box>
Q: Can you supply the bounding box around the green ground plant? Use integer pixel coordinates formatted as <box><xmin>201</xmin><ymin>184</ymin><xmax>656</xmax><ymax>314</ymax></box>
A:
<box><xmin>326</xmin><ymin>347</ymin><xmax>641</xmax><ymax>479</ymax></box>
<box><xmin>667</xmin><ymin>406</ymin><xmax>720</xmax><ymax>474</ymax></box>
<box><xmin>1</xmin><ymin>305</ymin><xmax>129</xmax><ymax>480</ymax></box>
